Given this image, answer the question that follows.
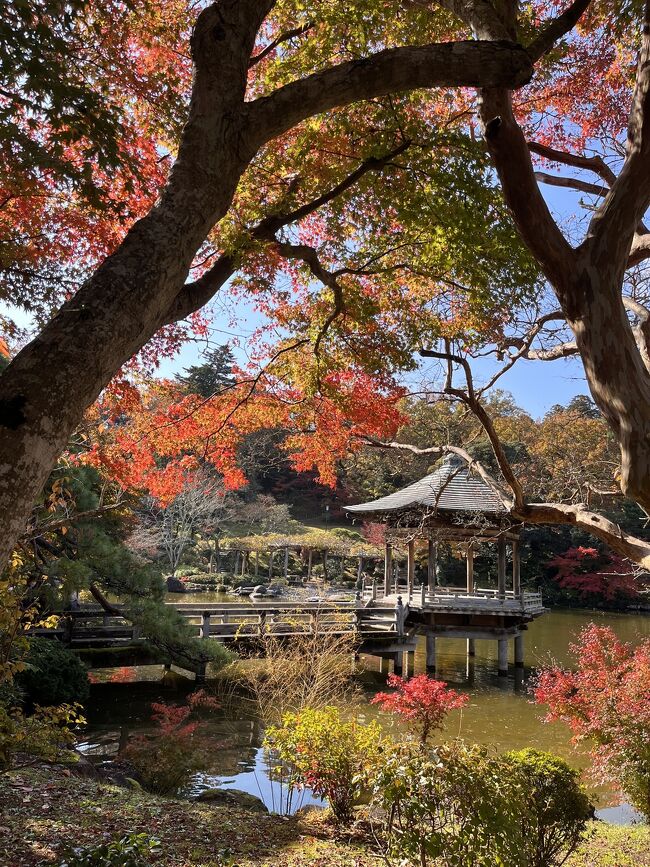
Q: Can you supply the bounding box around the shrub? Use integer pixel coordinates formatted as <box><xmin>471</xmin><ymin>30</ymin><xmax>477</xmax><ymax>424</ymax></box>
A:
<box><xmin>533</xmin><ymin>624</ymin><xmax>650</xmax><ymax>820</ymax></box>
<box><xmin>371</xmin><ymin>674</ymin><xmax>468</xmax><ymax>745</ymax></box>
<box><xmin>121</xmin><ymin>689</ymin><xmax>219</xmax><ymax>794</ymax></box>
<box><xmin>175</xmin><ymin>565</ymin><xmax>200</xmax><ymax>577</ymax></box>
<box><xmin>0</xmin><ymin>702</ymin><xmax>85</xmax><ymax>771</ymax></box>
<box><xmin>18</xmin><ymin>638</ymin><xmax>90</xmax><ymax>707</ymax></box>
<box><xmin>505</xmin><ymin>749</ymin><xmax>593</xmax><ymax>867</ymax></box>
<box><xmin>264</xmin><ymin>706</ymin><xmax>383</xmax><ymax>822</ymax></box>
<box><xmin>372</xmin><ymin>740</ymin><xmax>525</xmax><ymax>867</ymax></box>
<box><xmin>59</xmin><ymin>833</ymin><xmax>161</xmax><ymax>866</ymax></box>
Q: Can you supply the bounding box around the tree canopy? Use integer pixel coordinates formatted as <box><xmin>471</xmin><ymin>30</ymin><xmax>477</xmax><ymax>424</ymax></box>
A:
<box><xmin>2</xmin><ymin>0</ymin><xmax>650</xmax><ymax>568</ymax></box>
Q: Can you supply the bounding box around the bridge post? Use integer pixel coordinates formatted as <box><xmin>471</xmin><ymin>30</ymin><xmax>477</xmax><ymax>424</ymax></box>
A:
<box><xmin>407</xmin><ymin>539</ymin><xmax>415</xmax><ymax>601</ymax></box>
<box><xmin>268</xmin><ymin>549</ymin><xmax>274</xmax><ymax>579</ymax></box>
<box><xmin>426</xmin><ymin>633</ymin><xmax>436</xmax><ymax>672</ymax></box>
<box><xmin>384</xmin><ymin>543</ymin><xmax>392</xmax><ymax>596</ymax></box>
<box><xmin>420</xmin><ymin>582</ymin><xmax>426</xmax><ymax>607</ymax></box>
<box><xmin>371</xmin><ymin>577</ymin><xmax>377</xmax><ymax>601</ymax></box>
<box><xmin>393</xmin><ymin>652</ymin><xmax>403</xmax><ymax>676</ymax></box>
<box><xmin>307</xmin><ymin>549</ymin><xmax>313</xmax><ymax>581</ymax></box>
<box><xmin>467</xmin><ymin>638</ymin><xmax>476</xmax><ymax>656</ymax></box>
<box><xmin>514</xmin><ymin>634</ymin><xmax>524</xmax><ymax>667</ymax></box>
<box><xmin>283</xmin><ymin>547</ymin><xmax>289</xmax><ymax>580</ymax></box>
<box><xmin>498</xmin><ymin>638</ymin><xmax>508</xmax><ymax>675</ymax></box>
<box><xmin>259</xmin><ymin>611</ymin><xmax>267</xmax><ymax>637</ymax></box>
<box><xmin>201</xmin><ymin>612</ymin><xmax>211</xmax><ymax>640</ymax></box>
<box><xmin>379</xmin><ymin>656</ymin><xmax>389</xmax><ymax>676</ymax></box>
<box><xmin>132</xmin><ymin>624</ymin><xmax>141</xmax><ymax>641</ymax></box>
<box><xmin>395</xmin><ymin>596</ymin><xmax>406</xmax><ymax>639</ymax></box>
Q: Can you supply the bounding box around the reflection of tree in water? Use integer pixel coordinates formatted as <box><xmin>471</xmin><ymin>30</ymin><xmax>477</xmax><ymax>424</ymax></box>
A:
<box><xmin>80</xmin><ymin>682</ymin><xmax>264</xmax><ymax>781</ymax></box>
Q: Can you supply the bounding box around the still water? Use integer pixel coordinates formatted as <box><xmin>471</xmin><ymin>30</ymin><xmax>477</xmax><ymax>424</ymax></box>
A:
<box><xmin>80</xmin><ymin>608</ymin><xmax>649</xmax><ymax>819</ymax></box>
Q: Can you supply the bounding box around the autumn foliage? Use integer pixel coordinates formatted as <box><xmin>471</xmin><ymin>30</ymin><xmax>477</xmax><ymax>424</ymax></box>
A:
<box><xmin>534</xmin><ymin>625</ymin><xmax>650</xmax><ymax>819</ymax></box>
<box><xmin>548</xmin><ymin>547</ymin><xmax>642</xmax><ymax>604</ymax></box>
<box><xmin>371</xmin><ymin>674</ymin><xmax>469</xmax><ymax>746</ymax></box>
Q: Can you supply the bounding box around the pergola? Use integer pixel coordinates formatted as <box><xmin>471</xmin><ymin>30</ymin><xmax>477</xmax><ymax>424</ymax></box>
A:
<box><xmin>345</xmin><ymin>453</ymin><xmax>522</xmax><ymax>603</ymax></box>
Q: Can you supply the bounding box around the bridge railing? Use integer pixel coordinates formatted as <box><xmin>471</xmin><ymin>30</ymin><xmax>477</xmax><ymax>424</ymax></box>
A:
<box><xmin>361</xmin><ymin>580</ymin><xmax>543</xmax><ymax>613</ymax></box>
<box><xmin>45</xmin><ymin>602</ymin><xmax>399</xmax><ymax>646</ymax></box>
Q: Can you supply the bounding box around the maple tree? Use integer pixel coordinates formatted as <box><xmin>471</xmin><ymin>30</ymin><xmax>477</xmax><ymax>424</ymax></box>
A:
<box><xmin>534</xmin><ymin>624</ymin><xmax>650</xmax><ymax>820</ymax></box>
<box><xmin>371</xmin><ymin>673</ymin><xmax>469</xmax><ymax>745</ymax></box>
<box><xmin>547</xmin><ymin>545</ymin><xmax>643</xmax><ymax>605</ymax></box>
<box><xmin>0</xmin><ymin>0</ymin><xmax>592</xmax><ymax>569</ymax></box>
<box><xmin>2</xmin><ymin>0</ymin><xmax>650</xmax><ymax>574</ymax></box>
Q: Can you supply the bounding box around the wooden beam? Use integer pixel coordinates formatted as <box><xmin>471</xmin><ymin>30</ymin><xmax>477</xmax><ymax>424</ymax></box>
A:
<box><xmin>512</xmin><ymin>540</ymin><xmax>521</xmax><ymax>596</ymax></box>
<box><xmin>497</xmin><ymin>536</ymin><xmax>506</xmax><ymax>599</ymax></box>
<box><xmin>427</xmin><ymin>539</ymin><xmax>437</xmax><ymax>590</ymax></box>
<box><xmin>384</xmin><ymin>542</ymin><xmax>392</xmax><ymax>596</ymax></box>
<box><xmin>407</xmin><ymin>539</ymin><xmax>415</xmax><ymax>599</ymax></box>
<box><xmin>466</xmin><ymin>544</ymin><xmax>474</xmax><ymax>595</ymax></box>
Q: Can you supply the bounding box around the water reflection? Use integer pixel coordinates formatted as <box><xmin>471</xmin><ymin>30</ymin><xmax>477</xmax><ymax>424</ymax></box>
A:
<box><xmin>80</xmin><ymin>608</ymin><xmax>649</xmax><ymax>819</ymax></box>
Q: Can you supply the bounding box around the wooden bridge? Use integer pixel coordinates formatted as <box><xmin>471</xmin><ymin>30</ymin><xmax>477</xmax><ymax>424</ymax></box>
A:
<box><xmin>49</xmin><ymin>584</ymin><xmax>544</xmax><ymax>680</ymax></box>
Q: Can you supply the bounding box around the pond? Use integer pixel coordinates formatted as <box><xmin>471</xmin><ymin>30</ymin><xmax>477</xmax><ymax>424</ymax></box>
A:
<box><xmin>78</xmin><ymin>607</ymin><xmax>650</xmax><ymax>821</ymax></box>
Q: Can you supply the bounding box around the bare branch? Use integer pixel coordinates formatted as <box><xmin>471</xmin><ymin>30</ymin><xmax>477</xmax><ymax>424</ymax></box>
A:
<box><xmin>419</xmin><ymin>347</ymin><xmax>526</xmax><ymax>509</ymax></box>
<box><xmin>534</xmin><ymin>171</ymin><xmax>608</xmax><ymax>198</ymax></box>
<box><xmin>249</xmin><ymin>22</ymin><xmax>313</xmax><ymax>67</ymax></box>
<box><xmin>361</xmin><ymin>438</ymin><xmax>513</xmax><ymax>507</ymax></box>
<box><xmin>528</xmin><ymin>140</ymin><xmax>617</xmax><ymax>186</ymax></box>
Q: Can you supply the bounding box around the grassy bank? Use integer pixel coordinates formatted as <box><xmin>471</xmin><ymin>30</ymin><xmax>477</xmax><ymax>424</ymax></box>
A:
<box><xmin>1</xmin><ymin>764</ymin><xmax>648</xmax><ymax>866</ymax></box>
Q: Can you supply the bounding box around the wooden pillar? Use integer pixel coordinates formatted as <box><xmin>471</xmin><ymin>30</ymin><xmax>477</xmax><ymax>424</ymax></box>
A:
<box><xmin>379</xmin><ymin>656</ymin><xmax>389</xmax><ymax>676</ymax></box>
<box><xmin>427</xmin><ymin>539</ymin><xmax>437</xmax><ymax>591</ymax></box>
<box><xmin>512</xmin><ymin>540</ymin><xmax>521</xmax><ymax>596</ymax></box>
<box><xmin>357</xmin><ymin>555</ymin><xmax>363</xmax><ymax>583</ymax></box>
<box><xmin>307</xmin><ymin>549</ymin><xmax>313</xmax><ymax>580</ymax></box>
<box><xmin>322</xmin><ymin>549</ymin><xmax>328</xmax><ymax>580</ymax></box>
<box><xmin>407</xmin><ymin>539</ymin><xmax>415</xmax><ymax>600</ymax></box>
<box><xmin>426</xmin><ymin>633</ymin><xmax>436</xmax><ymax>672</ymax></box>
<box><xmin>254</xmin><ymin>550</ymin><xmax>259</xmax><ymax>578</ymax></box>
<box><xmin>242</xmin><ymin>551</ymin><xmax>248</xmax><ymax>576</ymax></box>
<box><xmin>467</xmin><ymin>638</ymin><xmax>476</xmax><ymax>656</ymax></box>
<box><xmin>201</xmin><ymin>612</ymin><xmax>211</xmax><ymax>640</ymax></box>
<box><xmin>234</xmin><ymin>549</ymin><xmax>241</xmax><ymax>575</ymax></box>
<box><xmin>514</xmin><ymin>634</ymin><xmax>524</xmax><ymax>667</ymax></box>
<box><xmin>268</xmin><ymin>549</ymin><xmax>274</xmax><ymax>579</ymax></box>
<box><xmin>405</xmin><ymin>650</ymin><xmax>415</xmax><ymax>678</ymax></box>
<box><xmin>497</xmin><ymin>536</ymin><xmax>506</xmax><ymax>599</ymax></box>
<box><xmin>371</xmin><ymin>577</ymin><xmax>377</xmax><ymax>600</ymax></box>
<box><xmin>498</xmin><ymin>638</ymin><xmax>508</xmax><ymax>675</ymax></box>
<box><xmin>466</xmin><ymin>543</ymin><xmax>474</xmax><ymax>595</ymax></box>
<box><xmin>283</xmin><ymin>547</ymin><xmax>289</xmax><ymax>580</ymax></box>
<box><xmin>384</xmin><ymin>543</ymin><xmax>392</xmax><ymax>596</ymax></box>
<box><xmin>393</xmin><ymin>652</ymin><xmax>403</xmax><ymax>675</ymax></box>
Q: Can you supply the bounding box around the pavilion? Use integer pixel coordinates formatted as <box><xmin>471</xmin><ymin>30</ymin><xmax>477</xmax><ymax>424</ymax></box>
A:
<box><xmin>345</xmin><ymin>453</ymin><xmax>544</xmax><ymax>675</ymax></box>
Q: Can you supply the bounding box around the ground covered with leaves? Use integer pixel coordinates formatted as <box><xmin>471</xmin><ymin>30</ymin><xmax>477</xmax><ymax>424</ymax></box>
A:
<box><xmin>0</xmin><ymin>764</ymin><xmax>648</xmax><ymax>866</ymax></box>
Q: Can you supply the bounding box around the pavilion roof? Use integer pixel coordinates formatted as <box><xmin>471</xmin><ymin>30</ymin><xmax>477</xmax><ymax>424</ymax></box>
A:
<box><xmin>345</xmin><ymin>454</ymin><xmax>508</xmax><ymax>518</ymax></box>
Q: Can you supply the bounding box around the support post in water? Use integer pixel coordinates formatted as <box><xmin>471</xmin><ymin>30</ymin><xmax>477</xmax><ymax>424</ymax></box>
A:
<box><xmin>514</xmin><ymin>633</ymin><xmax>524</xmax><ymax>667</ymax></box>
<box><xmin>498</xmin><ymin>638</ymin><xmax>508</xmax><ymax>675</ymax></box>
<box><xmin>426</xmin><ymin>632</ymin><xmax>436</xmax><ymax>672</ymax></box>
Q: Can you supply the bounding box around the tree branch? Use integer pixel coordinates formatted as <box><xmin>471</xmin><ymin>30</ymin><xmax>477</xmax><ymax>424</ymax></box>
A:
<box><xmin>249</xmin><ymin>22</ymin><xmax>313</xmax><ymax>67</ymax></box>
<box><xmin>419</xmin><ymin>347</ymin><xmax>526</xmax><ymax>509</ymax></box>
<box><xmin>245</xmin><ymin>41</ymin><xmax>533</xmax><ymax>149</ymax></box>
<box><xmin>583</xmin><ymin>3</ymin><xmax>650</xmax><ymax>271</ymax></box>
<box><xmin>526</xmin><ymin>0</ymin><xmax>593</xmax><ymax>61</ymax></box>
<box><xmin>534</xmin><ymin>171</ymin><xmax>608</xmax><ymax>198</ymax></box>
<box><xmin>163</xmin><ymin>141</ymin><xmax>412</xmax><ymax>324</ymax></box>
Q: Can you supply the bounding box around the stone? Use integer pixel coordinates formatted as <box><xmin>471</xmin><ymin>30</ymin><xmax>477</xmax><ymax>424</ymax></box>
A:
<box><xmin>196</xmin><ymin>788</ymin><xmax>268</xmax><ymax>812</ymax></box>
<box><xmin>166</xmin><ymin>576</ymin><xmax>187</xmax><ymax>593</ymax></box>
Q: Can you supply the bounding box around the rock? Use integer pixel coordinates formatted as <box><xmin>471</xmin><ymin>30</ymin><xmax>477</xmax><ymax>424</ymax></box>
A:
<box><xmin>166</xmin><ymin>576</ymin><xmax>187</xmax><ymax>593</ymax></box>
<box><xmin>196</xmin><ymin>788</ymin><xmax>268</xmax><ymax>812</ymax></box>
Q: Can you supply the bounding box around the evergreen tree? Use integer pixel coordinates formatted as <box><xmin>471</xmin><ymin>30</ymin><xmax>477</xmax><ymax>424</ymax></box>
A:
<box><xmin>175</xmin><ymin>345</ymin><xmax>235</xmax><ymax>398</ymax></box>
